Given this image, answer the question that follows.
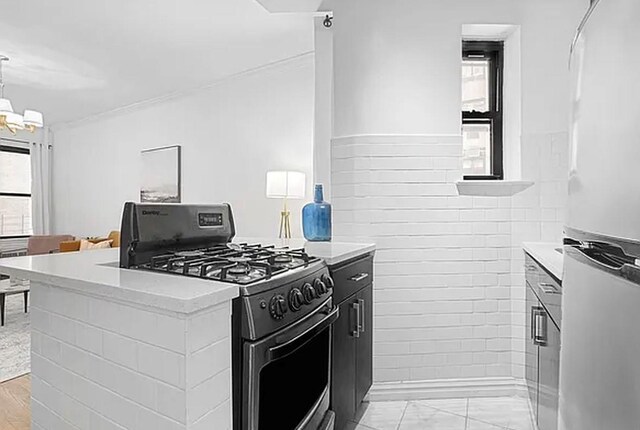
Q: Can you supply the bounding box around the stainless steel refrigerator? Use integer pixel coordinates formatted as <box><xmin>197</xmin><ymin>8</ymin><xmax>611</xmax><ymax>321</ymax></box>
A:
<box><xmin>561</xmin><ymin>0</ymin><xmax>640</xmax><ymax>429</ymax></box>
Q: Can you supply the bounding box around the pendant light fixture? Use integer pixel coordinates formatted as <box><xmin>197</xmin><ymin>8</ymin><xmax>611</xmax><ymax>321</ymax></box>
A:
<box><xmin>0</xmin><ymin>56</ymin><xmax>44</xmax><ymax>135</ymax></box>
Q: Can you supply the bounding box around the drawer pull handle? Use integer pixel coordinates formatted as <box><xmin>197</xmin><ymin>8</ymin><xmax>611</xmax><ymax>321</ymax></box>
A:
<box><xmin>539</xmin><ymin>282</ymin><xmax>560</xmax><ymax>294</ymax></box>
<box><xmin>349</xmin><ymin>273</ymin><xmax>369</xmax><ymax>282</ymax></box>
<box><xmin>530</xmin><ymin>306</ymin><xmax>535</xmax><ymax>341</ymax></box>
<box><xmin>533</xmin><ymin>307</ymin><xmax>548</xmax><ymax>346</ymax></box>
<box><xmin>352</xmin><ymin>302</ymin><xmax>361</xmax><ymax>338</ymax></box>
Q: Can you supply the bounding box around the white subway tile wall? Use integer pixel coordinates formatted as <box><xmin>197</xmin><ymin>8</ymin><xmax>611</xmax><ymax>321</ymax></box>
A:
<box><xmin>30</xmin><ymin>281</ymin><xmax>233</xmax><ymax>430</ymax></box>
<box><xmin>331</xmin><ymin>133</ymin><xmax>568</xmax><ymax>384</ymax></box>
<box><xmin>510</xmin><ymin>132</ymin><xmax>568</xmax><ymax>379</ymax></box>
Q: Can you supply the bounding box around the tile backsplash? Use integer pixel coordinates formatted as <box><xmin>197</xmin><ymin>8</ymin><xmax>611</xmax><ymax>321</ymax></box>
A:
<box><xmin>510</xmin><ymin>131</ymin><xmax>568</xmax><ymax>378</ymax></box>
<box><xmin>331</xmin><ymin>132</ymin><xmax>568</xmax><ymax>383</ymax></box>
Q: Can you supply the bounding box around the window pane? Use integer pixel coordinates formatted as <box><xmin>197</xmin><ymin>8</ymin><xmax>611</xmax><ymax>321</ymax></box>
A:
<box><xmin>0</xmin><ymin>196</ymin><xmax>32</xmax><ymax>237</ymax></box>
<box><xmin>462</xmin><ymin>123</ymin><xmax>492</xmax><ymax>176</ymax></box>
<box><xmin>462</xmin><ymin>59</ymin><xmax>490</xmax><ymax>112</ymax></box>
<box><xmin>0</xmin><ymin>150</ymin><xmax>31</xmax><ymax>194</ymax></box>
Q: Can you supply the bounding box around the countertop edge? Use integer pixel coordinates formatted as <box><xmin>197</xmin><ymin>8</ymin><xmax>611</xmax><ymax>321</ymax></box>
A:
<box><xmin>320</xmin><ymin>244</ymin><xmax>376</xmax><ymax>266</ymax></box>
<box><xmin>522</xmin><ymin>242</ymin><xmax>564</xmax><ymax>281</ymax></box>
<box><xmin>0</xmin><ymin>263</ymin><xmax>240</xmax><ymax>314</ymax></box>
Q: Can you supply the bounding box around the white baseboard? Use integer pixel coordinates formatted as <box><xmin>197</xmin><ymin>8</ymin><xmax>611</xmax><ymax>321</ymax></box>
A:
<box><xmin>366</xmin><ymin>377</ymin><xmax>529</xmax><ymax>402</ymax></box>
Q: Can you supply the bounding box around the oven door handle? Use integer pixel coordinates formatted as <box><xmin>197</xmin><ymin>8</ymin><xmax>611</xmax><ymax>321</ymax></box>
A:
<box><xmin>268</xmin><ymin>306</ymin><xmax>339</xmax><ymax>361</ymax></box>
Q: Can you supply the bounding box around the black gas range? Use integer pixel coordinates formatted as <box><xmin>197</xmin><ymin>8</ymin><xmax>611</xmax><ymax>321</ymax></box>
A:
<box><xmin>119</xmin><ymin>202</ymin><xmax>337</xmax><ymax>430</ymax></box>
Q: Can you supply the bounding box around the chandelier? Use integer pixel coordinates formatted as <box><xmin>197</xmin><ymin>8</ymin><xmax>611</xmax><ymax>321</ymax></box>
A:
<box><xmin>0</xmin><ymin>55</ymin><xmax>44</xmax><ymax>135</ymax></box>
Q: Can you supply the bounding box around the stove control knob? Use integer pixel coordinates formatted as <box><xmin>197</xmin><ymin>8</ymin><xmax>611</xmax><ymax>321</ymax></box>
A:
<box><xmin>302</xmin><ymin>283</ymin><xmax>316</xmax><ymax>304</ymax></box>
<box><xmin>269</xmin><ymin>295</ymin><xmax>287</xmax><ymax>320</ymax></box>
<box><xmin>314</xmin><ymin>278</ymin><xmax>328</xmax><ymax>295</ymax></box>
<box><xmin>321</xmin><ymin>274</ymin><xmax>335</xmax><ymax>290</ymax></box>
<box><xmin>288</xmin><ymin>288</ymin><xmax>304</xmax><ymax>311</ymax></box>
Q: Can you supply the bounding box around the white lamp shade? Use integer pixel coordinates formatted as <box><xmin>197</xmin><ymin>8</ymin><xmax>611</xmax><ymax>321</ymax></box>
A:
<box><xmin>23</xmin><ymin>110</ymin><xmax>44</xmax><ymax>127</ymax></box>
<box><xmin>0</xmin><ymin>98</ymin><xmax>13</xmax><ymax>115</ymax></box>
<box><xmin>266</xmin><ymin>171</ymin><xmax>306</xmax><ymax>199</ymax></box>
<box><xmin>6</xmin><ymin>112</ymin><xmax>24</xmax><ymax>129</ymax></box>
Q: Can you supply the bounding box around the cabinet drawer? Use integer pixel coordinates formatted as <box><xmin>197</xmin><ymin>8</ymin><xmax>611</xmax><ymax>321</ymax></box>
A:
<box><xmin>330</xmin><ymin>254</ymin><xmax>374</xmax><ymax>305</ymax></box>
<box><xmin>525</xmin><ymin>253</ymin><xmax>562</xmax><ymax>329</ymax></box>
<box><xmin>535</xmin><ymin>270</ymin><xmax>562</xmax><ymax>330</ymax></box>
<box><xmin>525</xmin><ymin>254</ymin><xmax>541</xmax><ymax>287</ymax></box>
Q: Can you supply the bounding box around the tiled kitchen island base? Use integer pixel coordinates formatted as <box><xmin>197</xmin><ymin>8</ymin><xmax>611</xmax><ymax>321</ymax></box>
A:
<box><xmin>0</xmin><ymin>247</ymin><xmax>240</xmax><ymax>430</ymax></box>
<box><xmin>29</xmin><ymin>281</ymin><xmax>234</xmax><ymax>430</ymax></box>
<box><xmin>348</xmin><ymin>396</ymin><xmax>533</xmax><ymax>430</ymax></box>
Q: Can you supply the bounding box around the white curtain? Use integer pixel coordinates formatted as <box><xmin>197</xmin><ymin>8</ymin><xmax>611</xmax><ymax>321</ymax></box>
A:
<box><xmin>30</xmin><ymin>127</ymin><xmax>53</xmax><ymax>235</ymax></box>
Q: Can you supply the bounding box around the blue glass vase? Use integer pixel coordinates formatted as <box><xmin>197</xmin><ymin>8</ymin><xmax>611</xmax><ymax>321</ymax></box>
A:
<box><xmin>302</xmin><ymin>184</ymin><xmax>332</xmax><ymax>241</ymax></box>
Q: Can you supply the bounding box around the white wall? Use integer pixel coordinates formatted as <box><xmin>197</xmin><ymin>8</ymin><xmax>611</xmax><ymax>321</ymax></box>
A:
<box><xmin>329</xmin><ymin>0</ymin><xmax>586</xmax><ymax>385</ymax></box>
<box><xmin>510</xmin><ymin>131</ymin><xmax>568</xmax><ymax>378</ymax></box>
<box><xmin>52</xmin><ymin>54</ymin><xmax>315</xmax><ymax>238</ymax></box>
<box><xmin>332</xmin><ymin>0</ymin><xmax>584</xmax><ymax>137</ymax></box>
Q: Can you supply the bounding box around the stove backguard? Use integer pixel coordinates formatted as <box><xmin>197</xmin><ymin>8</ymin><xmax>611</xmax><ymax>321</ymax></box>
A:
<box><xmin>119</xmin><ymin>202</ymin><xmax>236</xmax><ymax>268</ymax></box>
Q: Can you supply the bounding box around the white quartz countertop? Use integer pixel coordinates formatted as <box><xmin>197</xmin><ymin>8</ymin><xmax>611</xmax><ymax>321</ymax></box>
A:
<box><xmin>235</xmin><ymin>237</ymin><xmax>376</xmax><ymax>266</ymax></box>
<box><xmin>0</xmin><ymin>238</ymin><xmax>375</xmax><ymax>314</ymax></box>
<box><xmin>523</xmin><ymin>242</ymin><xmax>564</xmax><ymax>281</ymax></box>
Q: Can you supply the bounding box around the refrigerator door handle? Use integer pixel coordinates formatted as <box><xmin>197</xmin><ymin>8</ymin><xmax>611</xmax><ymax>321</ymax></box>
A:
<box><xmin>588</xmin><ymin>241</ymin><xmax>629</xmax><ymax>257</ymax></box>
<box><xmin>571</xmin><ymin>0</ymin><xmax>600</xmax><ymax>57</ymax></box>
<box><xmin>566</xmin><ymin>245</ymin><xmax>640</xmax><ymax>286</ymax></box>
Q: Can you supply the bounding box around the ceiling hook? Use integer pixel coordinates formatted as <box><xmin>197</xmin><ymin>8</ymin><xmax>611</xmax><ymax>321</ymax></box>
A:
<box><xmin>323</xmin><ymin>14</ymin><xmax>333</xmax><ymax>28</ymax></box>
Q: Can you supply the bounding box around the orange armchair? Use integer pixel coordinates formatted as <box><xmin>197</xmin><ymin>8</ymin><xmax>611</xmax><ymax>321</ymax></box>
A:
<box><xmin>59</xmin><ymin>231</ymin><xmax>121</xmax><ymax>253</ymax></box>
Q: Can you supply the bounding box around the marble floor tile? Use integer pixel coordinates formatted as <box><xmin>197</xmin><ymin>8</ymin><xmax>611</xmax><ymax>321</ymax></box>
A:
<box><xmin>412</xmin><ymin>398</ymin><xmax>469</xmax><ymax>416</ymax></box>
<box><xmin>355</xmin><ymin>401</ymin><xmax>408</xmax><ymax>430</ymax></box>
<box><xmin>396</xmin><ymin>402</ymin><xmax>440</xmax><ymax>428</ymax></box>
<box><xmin>466</xmin><ymin>397</ymin><xmax>533</xmax><ymax>430</ymax></box>
<box><xmin>399</xmin><ymin>403</ymin><xmax>467</xmax><ymax>429</ymax></box>
<box><xmin>466</xmin><ymin>417</ymin><xmax>508</xmax><ymax>429</ymax></box>
<box><xmin>344</xmin><ymin>420</ymin><xmax>379</xmax><ymax>430</ymax></box>
<box><xmin>353</xmin><ymin>396</ymin><xmax>533</xmax><ymax>430</ymax></box>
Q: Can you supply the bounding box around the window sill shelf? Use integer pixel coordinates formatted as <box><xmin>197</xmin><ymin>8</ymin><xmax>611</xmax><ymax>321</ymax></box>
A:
<box><xmin>456</xmin><ymin>180</ymin><xmax>534</xmax><ymax>197</ymax></box>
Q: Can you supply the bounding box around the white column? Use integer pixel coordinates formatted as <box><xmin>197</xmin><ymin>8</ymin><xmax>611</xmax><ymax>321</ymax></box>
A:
<box><xmin>313</xmin><ymin>15</ymin><xmax>334</xmax><ymax>201</ymax></box>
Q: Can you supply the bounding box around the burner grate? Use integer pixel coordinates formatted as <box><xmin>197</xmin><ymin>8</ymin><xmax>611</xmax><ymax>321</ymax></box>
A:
<box><xmin>139</xmin><ymin>243</ymin><xmax>318</xmax><ymax>285</ymax></box>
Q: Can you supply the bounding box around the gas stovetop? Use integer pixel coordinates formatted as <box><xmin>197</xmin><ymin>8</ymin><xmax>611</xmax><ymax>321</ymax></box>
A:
<box><xmin>119</xmin><ymin>202</ymin><xmax>334</xmax><ymax>339</ymax></box>
<box><xmin>139</xmin><ymin>243</ymin><xmax>320</xmax><ymax>285</ymax></box>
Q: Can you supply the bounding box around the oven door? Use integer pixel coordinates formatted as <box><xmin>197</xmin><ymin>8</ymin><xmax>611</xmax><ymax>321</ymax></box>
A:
<box><xmin>243</xmin><ymin>298</ymin><xmax>338</xmax><ymax>430</ymax></box>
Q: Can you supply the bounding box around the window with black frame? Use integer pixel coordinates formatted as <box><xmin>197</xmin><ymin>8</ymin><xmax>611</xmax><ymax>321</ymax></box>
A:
<box><xmin>0</xmin><ymin>144</ymin><xmax>32</xmax><ymax>238</ymax></box>
<box><xmin>462</xmin><ymin>41</ymin><xmax>504</xmax><ymax>179</ymax></box>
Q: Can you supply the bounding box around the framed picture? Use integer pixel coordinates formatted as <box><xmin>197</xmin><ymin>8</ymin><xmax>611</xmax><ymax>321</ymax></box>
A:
<box><xmin>140</xmin><ymin>145</ymin><xmax>181</xmax><ymax>203</ymax></box>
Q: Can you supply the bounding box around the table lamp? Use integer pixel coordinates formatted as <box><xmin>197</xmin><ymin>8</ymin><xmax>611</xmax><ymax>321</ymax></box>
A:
<box><xmin>266</xmin><ymin>171</ymin><xmax>306</xmax><ymax>239</ymax></box>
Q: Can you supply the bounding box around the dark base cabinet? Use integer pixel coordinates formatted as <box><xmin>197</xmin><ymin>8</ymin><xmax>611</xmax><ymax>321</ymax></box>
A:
<box><xmin>538</xmin><ymin>318</ymin><xmax>560</xmax><ymax>430</ymax></box>
<box><xmin>525</xmin><ymin>284</ymin><xmax>539</xmax><ymax>414</ymax></box>
<box><xmin>355</xmin><ymin>285</ymin><xmax>373</xmax><ymax>406</ymax></box>
<box><xmin>329</xmin><ymin>254</ymin><xmax>374</xmax><ymax>430</ymax></box>
<box><xmin>332</xmin><ymin>298</ymin><xmax>357</xmax><ymax>428</ymax></box>
<box><xmin>525</xmin><ymin>253</ymin><xmax>561</xmax><ymax>430</ymax></box>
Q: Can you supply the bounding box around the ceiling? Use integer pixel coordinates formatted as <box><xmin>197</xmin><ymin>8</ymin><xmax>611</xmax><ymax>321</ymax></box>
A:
<box><xmin>0</xmin><ymin>0</ymin><xmax>315</xmax><ymax>125</ymax></box>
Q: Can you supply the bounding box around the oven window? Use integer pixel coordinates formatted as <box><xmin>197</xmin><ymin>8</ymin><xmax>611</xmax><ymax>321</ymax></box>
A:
<box><xmin>258</xmin><ymin>327</ymin><xmax>330</xmax><ymax>430</ymax></box>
